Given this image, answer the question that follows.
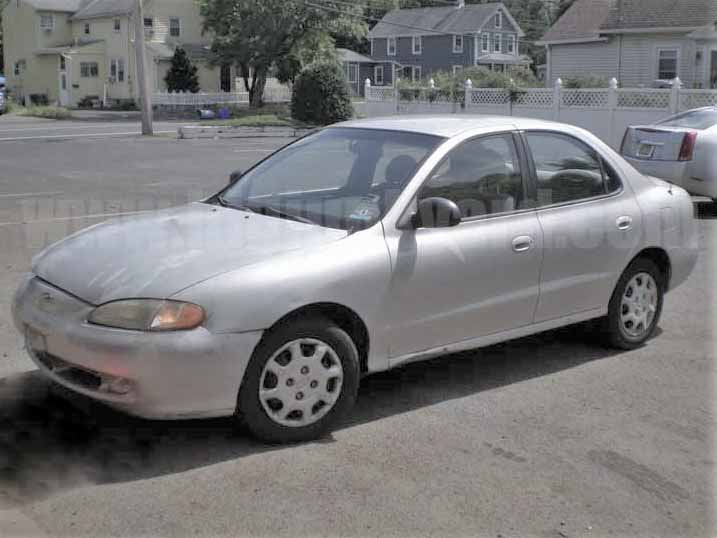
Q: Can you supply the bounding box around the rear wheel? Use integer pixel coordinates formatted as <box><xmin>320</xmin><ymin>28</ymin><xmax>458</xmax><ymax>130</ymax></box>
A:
<box><xmin>237</xmin><ymin>317</ymin><xmax>359</xmax><ymax>443</ymax></box>
<box><xmin>602</xmin><ymin>258</ymin><xmax>664</xmax><ymax>349</ymax></box>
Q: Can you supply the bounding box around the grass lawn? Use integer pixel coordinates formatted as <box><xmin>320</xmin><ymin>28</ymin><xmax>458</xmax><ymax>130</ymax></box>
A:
<box><xmin>16</xmin><ymin>105</ymin><xmax>73</xmax><ymax>120</ymax></box>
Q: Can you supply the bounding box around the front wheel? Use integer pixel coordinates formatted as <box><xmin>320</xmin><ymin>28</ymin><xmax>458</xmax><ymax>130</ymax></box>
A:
<box><xmin>237</xmin><ymin>317</ymin><xmax>360</xmax><ymax>443</ymax></box>
<box><xmin>602</xmin><ymin>258</ymin><xmax>664</xmax><ymax>349</ymax></box>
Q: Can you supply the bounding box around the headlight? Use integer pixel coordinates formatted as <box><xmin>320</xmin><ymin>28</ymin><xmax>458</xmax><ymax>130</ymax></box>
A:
<box><xmin>88</xmin><ymin>299</ymin><xmax>205</xmax><ymax>331</ymax></box>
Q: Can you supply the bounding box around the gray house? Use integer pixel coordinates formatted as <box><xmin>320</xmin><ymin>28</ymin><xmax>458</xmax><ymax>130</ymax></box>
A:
<box><xmin>368</xmin><ymin>0</ymin><xmax>530</xmax><ymax>83</ymax></box>
<box><xmin>337</xmin><ymin>48</ymin><xmax>397</xmax><ymax>97</ymax></box>
<box><xmin>539</xmin><ymin>0</ymin><xmax>717</xmax><ymax>88</ymax></box>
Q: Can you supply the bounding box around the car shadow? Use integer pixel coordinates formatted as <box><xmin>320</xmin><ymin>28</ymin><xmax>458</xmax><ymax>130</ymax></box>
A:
<box><xmin>0</xmin><ymin>324</ymin><xmax>626</xmax><ymax>506</ymax></box>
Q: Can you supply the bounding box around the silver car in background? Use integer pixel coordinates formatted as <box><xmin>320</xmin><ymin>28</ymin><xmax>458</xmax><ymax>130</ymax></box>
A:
<box><xmin>621</xmin><ymin>107</ymin><xmax>717</xmax><ymax>199</ymax></box>
<box><xmin>13</xmin><ymin>116</ymin><xmax>698</xmax><ymax>443</ymax></box>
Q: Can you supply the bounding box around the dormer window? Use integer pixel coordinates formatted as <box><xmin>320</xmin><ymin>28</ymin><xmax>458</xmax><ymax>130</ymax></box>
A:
<box><xmin>495</xmin><ymin>11</ymin><xmax>502</xmax><ymax>28</ymax></box>
<box><xmin>40</xmin><ymin>14</ymin><xmax>54</xmax><ymax>30</ymax></box>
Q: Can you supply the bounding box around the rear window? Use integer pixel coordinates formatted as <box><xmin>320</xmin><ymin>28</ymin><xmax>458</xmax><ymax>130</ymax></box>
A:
<box><xmin>657</xmin><ymin>109</ymin><xmax>717</xmax><ymax>130</ymax></box>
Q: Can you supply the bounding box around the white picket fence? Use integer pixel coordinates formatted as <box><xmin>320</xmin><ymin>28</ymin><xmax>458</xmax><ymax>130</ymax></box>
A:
<box><xmin>152</xmin><ymin>87</ymin><xmax>291</xmax><ymax>107</ymax></box>
<box><xmin>364</xmin><ymin>78</ymin><xmax>717</xmax><ymax>149</ymax></box>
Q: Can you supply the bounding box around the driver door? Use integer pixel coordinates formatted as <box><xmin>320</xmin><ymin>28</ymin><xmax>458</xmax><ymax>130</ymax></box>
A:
<box><xmin>381</xmin><ymin>133</ymin><xmax>544</xmax><ymax>359</ymax></box>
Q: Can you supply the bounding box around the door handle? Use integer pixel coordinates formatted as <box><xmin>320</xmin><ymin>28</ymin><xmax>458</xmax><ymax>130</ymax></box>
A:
<box><xmin>616</xmin><ymin>216</ymin><xmax>633</xmax><ymax>231</ymax></box>
<box><xmin>512</xmin><ymin>235</ymin><xmax>534</xmax><ymax>253</ymax></box>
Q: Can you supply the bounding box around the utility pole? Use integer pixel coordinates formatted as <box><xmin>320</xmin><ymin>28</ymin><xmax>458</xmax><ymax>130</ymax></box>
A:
<box><xmin>134</xmin><ymin>0</ymin><xmax>153</xmax><ymax>135</ymax></box>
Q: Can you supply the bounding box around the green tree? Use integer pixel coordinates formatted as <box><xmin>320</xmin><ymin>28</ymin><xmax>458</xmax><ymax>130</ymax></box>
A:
<box><xmin>199</xmin><ymin>0</ymin><xmax>366</xmax><ymax>107</ymax></box>
<box><xmin>164</xmin><ymin>47</ymin><xmax>200</xmax><ymax>93</ymax></box>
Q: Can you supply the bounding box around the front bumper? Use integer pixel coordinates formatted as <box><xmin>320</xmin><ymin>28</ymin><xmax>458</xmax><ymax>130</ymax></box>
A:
<box><xmin>12</xmin><ymin>274</ymin><xmax>263</xmax><ymax>419</ymax></box>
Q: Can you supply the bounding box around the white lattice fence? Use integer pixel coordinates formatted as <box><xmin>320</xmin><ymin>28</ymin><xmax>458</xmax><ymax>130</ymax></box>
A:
<box><xmin>561</xmin><ymin>89</ymin><xmax>608</xmax><ymax>108</ymax></box>
<box><xmin>470</xmin><ymin>89</ymin><xmax>509</xmax><ymax>105</ymax></box>
<box><xmin>367</xmin><ymin>86</ymin><xmax>396</xmax><ymax>101</ymax></box>
<box><xmin>152</xmin><ymin>92</ymin><xmax>250</xmax><ymax>106</ymax></box>
<box><xmin>617</xmin><ymin>89</ymin><xmax>670</xmax><ymax>109</ymax></box>
<box><xmin>514</xmin><ymin>89</ymin><xmax>553</xmax><ymax>108</ymax></box>
<box><xmin>679</xmin><ymin>90</ymin><xmax>717</xmax><ymax>110</ymax></box>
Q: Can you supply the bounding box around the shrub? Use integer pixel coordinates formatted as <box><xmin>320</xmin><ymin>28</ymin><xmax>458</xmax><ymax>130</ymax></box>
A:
<box><xmin>562</xmin><ymin>75</ymin><xmax>610</xmax><ymax>88</ymax></box>
<box><xmin>291</xmin><ymin>62</ymin><xmax>353</xmax><ymax>125</ymax></box>
<box><xmin>165</xmin><ymin>47</ymin><xmax>200</xmax><ymax>93</ymax></box>
<box><xmin>18</xmin><ymin>106</ymin><xmax>72</xmax><ymax>120</ymax></box>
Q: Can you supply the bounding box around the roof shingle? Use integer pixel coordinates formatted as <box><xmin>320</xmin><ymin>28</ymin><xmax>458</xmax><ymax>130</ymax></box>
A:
<box><xmin>72</xmin><ymin>0</ymin><xmax>134</xmax><ymax>20</ymax></box>
<box><xmin>601</xmin><ymin>0</ymin><xmax>717</xmax><ymax>31</ymax></box>
<box><xmin>540</xmin><ymin>0</ymin><xmax>613</xmax><ymax>43</ymax></box>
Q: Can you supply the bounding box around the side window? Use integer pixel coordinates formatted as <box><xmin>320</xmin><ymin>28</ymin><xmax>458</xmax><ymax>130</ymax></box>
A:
<box><xmin>419</xmin><ymin>134</ymin><xmax>524</xmax><ymax>218</ymax></box>
<box><xmin>526</xmin><ymin>132</ymin><xmax>611</xmax><ymax>206</ymax></box>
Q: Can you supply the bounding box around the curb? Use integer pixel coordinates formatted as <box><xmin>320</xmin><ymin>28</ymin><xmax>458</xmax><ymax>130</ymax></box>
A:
<box><xmin>178</xmin><ymin>125</ymin><xmax>312</xmax><ymax>140</ymax></box>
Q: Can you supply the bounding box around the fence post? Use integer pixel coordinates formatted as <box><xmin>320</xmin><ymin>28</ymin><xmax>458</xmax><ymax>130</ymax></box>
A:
<box><xmin>553</xmin><ymin>78</ymin><xmax>562</xmax><ymax>121</ymax></box>
<box><xmin>670</xmin><ymin>77</ymin><xmax>683</xmax><ymax>114</ymax></box>
<box><xmin>607</xmin><ymin>77</ymin><xmax>619</xmax><ymax>148</ymax></box>
<box><xmin>464</xmin><ymin>79</ymin><xmax>473</xmax><ymax>113</ymax></box>
<box><xmin>364</xmin><ymin>78</ymin><xmax>371</xmax><ymax>101</ymax></box>
<box><xmin>394</xmin><ymin>78</ymin><xmax>400</xmax><ymax>114</ymax></box>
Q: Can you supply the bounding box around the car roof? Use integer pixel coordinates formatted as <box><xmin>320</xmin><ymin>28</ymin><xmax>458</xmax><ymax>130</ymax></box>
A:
<box><xmin>336</xmin><ymin>115</ymin><xmax>566</xmax><ymax>138</ymax></box>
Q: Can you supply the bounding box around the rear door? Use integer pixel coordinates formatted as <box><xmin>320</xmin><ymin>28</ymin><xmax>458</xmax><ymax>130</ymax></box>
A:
<box><xmin>523</xmin><ymin>131</ymin><xmax>641</xmax><ymax>322</ymax></box>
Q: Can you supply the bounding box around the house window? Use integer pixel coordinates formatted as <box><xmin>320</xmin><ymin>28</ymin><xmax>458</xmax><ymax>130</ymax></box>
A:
<box><xmin>387</xmin><ymin>37</ymin><xmax>397</xmax><ymax>56</ymax></box>
<box><xmin>113</xmin><ymin>18</ymin><xmax>121</xmax><ymax>32</ymax></box>
<box><xmin>495</xmin><ymin>11</ymin><xmax>502</xmax><ymax>28</ymax></box>
<box><xmin>494</xmin><ymin>33</ymin><xmax>502</xmax><ymax>53</ymax></box>
<box><xmin>80</xmin><ymin>62</ymin><xmax>99</xmax><ymax>78</ymax></box>
<box><xmin>59</xmin><ymin>56</ymin><xmax>66</xmax><ymax>71</ymax></box>
<box><xmin>657</xmin><ymin>49</ymin><xmax>679</xmax><ymax>80</ymax></box>
<box><xmin>507</xmin><ymin>35</ymin><xmax>516</xmax><ymax>54</ymax></box>
<box><xmin>413</xmin><ymin>35</ymin><xmax>422</xmax><ymax>55</ymax></box>
<box><xmin>39</xmin><ymin>14</ymin><xmax>53</xmax><ymax>30</ymax></box>
<box><xmin>370</xmin><ymin>39</ymin><xmax>374</xmax><ymax>56</ymax></box>
<box><xmin>110</xmin><ymin>59</ymin><xmax>125</xmax><ymax>82</ymax></box>
<box><xmin>144</xmin><ymin>17</ymin><xmax>154</xmax><ymax>36</ymax></box>
<box><xmin>347</xmin><ymin>63</ymin><xmax>358</xmax><ymax>83</ymax></box>
<box><xmin>413</xmin><ymin>66</ymin><xmax>422</xmax><ymax>82</ymax></box>
<box><xmin>14</xmin><ymin>60</ymin><xmax>26</xmax><ymax>76</ymax></box>
<box><xmin>453</xmin><ymin>65</ymin><xmax>463</xmax><ymax>75</ymax></box>
<box><xmin>84</xmin><ymin>23</ymin><xmax>90</xmax><ymax>35</ymax></box>
<box><xmin>169</xmin><ymin>17</ymin><xmax>181</xmax><ymax>37</ymax></box>
<box><xmin>374</xmin><ymin>65</ymin><xmax>384</xmax><ymax>85</ymax></box>
<box><xmin>482</xmin><ymin>33</ymin><xmax>490</xmax><ymax>52</ymax></box>
<box><xmin>453</xmin><ymin>34</ymin><xmax>463</xmax><ymax>53</ymax></box>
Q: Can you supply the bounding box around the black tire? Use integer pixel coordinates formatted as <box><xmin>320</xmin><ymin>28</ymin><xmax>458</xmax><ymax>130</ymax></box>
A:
<box><xmin>237</xmin><ymin>317</ymin><xmax>360</xmax><ymax>444</ymax></box>
<box><xmin>601</xmin><ymin>258</ymin><xmax>665</xmax><ymax>350</ymax></box>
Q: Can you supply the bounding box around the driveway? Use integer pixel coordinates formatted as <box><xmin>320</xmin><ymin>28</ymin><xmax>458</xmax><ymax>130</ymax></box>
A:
<box><xmin>0</xmin><ymin>125</ymin><xmax>713</xmax><ymax>537</ymax></box>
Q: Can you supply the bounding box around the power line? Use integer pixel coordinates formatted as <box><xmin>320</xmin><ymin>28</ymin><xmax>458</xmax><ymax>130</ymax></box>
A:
<box><xmin>305</xmin><ymin>0</ymin><xmax>539</xmax><ymax>45</ymax></box>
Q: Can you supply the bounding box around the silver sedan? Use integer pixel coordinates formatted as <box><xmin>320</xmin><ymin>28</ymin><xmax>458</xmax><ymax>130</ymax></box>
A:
<box><xmin>621</xmin><ymin>106</ymin><xmax>717</xmax><ymax>199</ymax></box>
<box><xmin>13</xmin><ymin>116</ymin><xmax>698</xmax><ymax>443</ymax></box>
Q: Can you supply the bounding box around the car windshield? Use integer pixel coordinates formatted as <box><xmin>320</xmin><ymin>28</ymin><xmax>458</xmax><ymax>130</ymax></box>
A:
<box><xmin>657</xmin><ymin>108</ymin><xmax>717</xmax><ymax>130</ymax></box>
<box><xmin>219</xmin><ymin>127</ymin><xmax>443</xmax><ymax>231</ymax></box>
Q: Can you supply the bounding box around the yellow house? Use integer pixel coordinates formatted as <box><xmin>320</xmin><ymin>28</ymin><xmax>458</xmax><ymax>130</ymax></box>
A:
<box><xmin>2</xmin><ymin>0</ymin><xmax>236</xmax><ymax>107</ymax></box>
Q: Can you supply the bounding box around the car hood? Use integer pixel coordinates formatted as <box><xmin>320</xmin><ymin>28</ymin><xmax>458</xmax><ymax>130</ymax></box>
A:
<box><xmin>33</xmin><ymin>202</ymin><xmax>348</xmax><ymax>305</ymax></box>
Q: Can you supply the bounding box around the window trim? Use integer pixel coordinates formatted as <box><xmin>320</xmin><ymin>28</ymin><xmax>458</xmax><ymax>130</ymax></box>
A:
<box><xmin>347</xmin><ymin>63</ymin><xmax>358</xmax><ymax>84</ymax></box>
<box><xmin>481</xmin><ymin>33</ymin><xmax>490</xmax><ymax>52</ymax></box>
<box><xmin>374</xmin><ymin>65</ymin><xmax>384</xmax><ymax>85</ymax></box>
<box><xmin>387</xmin><ymin>37</ymin><xmax>397</xmax><ymax>56</ymax></box>
<box><xmin>452</xmin><ymin>65</ymin><xmax>463</xmax><ymax>75</ymax></box>
<box><xmin>453</xmin><ymin>34</ymin><xmax>463</xmax><ymax>53</ymax></box>
<box><xmin>520</xmin><ymin>130</ymin><xmax>625</xmax><ymax>211</ymax></box>
<box><xmin>403</xmin><ymin>131</ymin><xmax>533</xmax><ymax>227</ymax></box>
<box><xmin>169</xmin><ymin>17</ymin><xmax>182</xmax><ymax>38</ymax></box>
<box><xmin>507</xmin><ymin>34</ymin><xmax>516</xmax><ymax>54</ymax></box>
<box><xmin>412</xmin><ymin>35</ymin><xmax>422</xmax><ymax>55</ymax></box>
<box><xmin>84</xmin><ymin>22</ymin><xmax>90</xmax><ymax>35</ymax></box>
<box><xmin>494</xmin><ymin>33</ymin><xmax>502</xmax><ymax>53</ymax></box>
<box><xmin>656</xmin><ymin>47</ymin><xmax>680</xmax><ymax>80</ymax></box>
<box><xmin>113</xmin><ymin>18</ymin><xmax>121</xmax><ymax>32</ymax></box>
<box><xmin>80</xmin><ymin>61</ymin><xmax>99</xmax><ymax>78</ymax></box>
<box><xmin>495</xmin><ymin>10</ymin><xmax>502</xmax><ymax>29</ymax></box>
<box><xmin>39</xmin><ymin>14</ymin><xmax>54</xmax><ymax>30</ymax></box>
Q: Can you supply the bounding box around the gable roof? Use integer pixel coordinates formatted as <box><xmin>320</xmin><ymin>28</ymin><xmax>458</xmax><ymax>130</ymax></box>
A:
<box><xmin>539</xmin><ymin>0</ymin><xmax>613</xmax><ymax>43</ymax></box>
<box><xmin>368</xmin><ymin>2</ymin><xmax>524</xmax><ymax>39</ymax></box>
<box><xmin>24</xmin><ymin>0</ymin><xmax>88</xmax><ymax>12</ymax></box>
<box><xmin>601</xmin><ymin>0</ymin><xmax>717</xmax><ymax>31</ymax></box>
<box><xmin>72</xmin><ymin>0</ymin><xmax>134</xmax><ymax>20</ymax></box>
<box><xmin>337</xmin><ymin>48</ymin><xmax>376</xmax><ymax>64</ymax></box>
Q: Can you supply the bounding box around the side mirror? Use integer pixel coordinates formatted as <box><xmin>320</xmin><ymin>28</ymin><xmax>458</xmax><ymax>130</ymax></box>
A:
<box><xmin>229</xmin><ymin>169</ymin><xmax>243</xmax><ymax>186</ymax></box>
<box><xmin>411</xmin><ymin>197</ymin><xmax>462</xmax><ymax>229</ymax></box>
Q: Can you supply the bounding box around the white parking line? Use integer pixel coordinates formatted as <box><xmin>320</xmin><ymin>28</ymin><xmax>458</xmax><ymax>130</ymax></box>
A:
<box><xmin>0</xmin><ymin>130</ymin><xmax>176</xmax><ymax>142</ymax></box>
<box><xmin>0</xmin><ymin>191</ymin><xmax>64</xmax><ymax>198</ymax></box>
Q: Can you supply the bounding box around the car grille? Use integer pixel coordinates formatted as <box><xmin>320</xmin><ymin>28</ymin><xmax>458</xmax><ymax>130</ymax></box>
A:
<box><xmin>35</xmin><ymin>351</ymin><xmax>103</xmax><ymax>391</ymax></box>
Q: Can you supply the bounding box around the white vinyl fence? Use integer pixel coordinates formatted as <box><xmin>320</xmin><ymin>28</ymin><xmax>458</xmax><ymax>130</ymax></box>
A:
<box><xmin>152</xmin><ymin>87</ymin><xmax>291</xmax><ymax>107</ymax></box>
<box><xmin>364</xmin><ymin>78</ymin><xmax>717</xmax><ymax>149</ymax></box>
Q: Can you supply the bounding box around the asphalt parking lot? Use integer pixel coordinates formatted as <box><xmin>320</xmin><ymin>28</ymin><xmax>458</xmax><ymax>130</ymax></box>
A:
<box><xmin>0</xmin><ymin>117</ymin><xmax>714</xmax><ymax>537</ymax></box>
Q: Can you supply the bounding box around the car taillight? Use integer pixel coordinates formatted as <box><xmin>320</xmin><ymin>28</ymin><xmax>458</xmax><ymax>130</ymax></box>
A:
<box><xmin>678</xmin><ymin>131</ymin><xmax>697</xmax><ymax>161</ymax></box>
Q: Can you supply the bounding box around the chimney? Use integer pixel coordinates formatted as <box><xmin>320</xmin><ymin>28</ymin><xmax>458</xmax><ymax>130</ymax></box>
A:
<box><xmin>456</xmin><ymin>0</ymin><xmax>465</xmax><ymax>8</ymax></box>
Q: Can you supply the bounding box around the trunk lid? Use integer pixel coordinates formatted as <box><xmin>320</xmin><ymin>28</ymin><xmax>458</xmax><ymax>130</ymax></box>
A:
<box><xmin>621</xmin><ymin>126</ymin><xmax>694</xmax><ymax>161</ymax></box>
